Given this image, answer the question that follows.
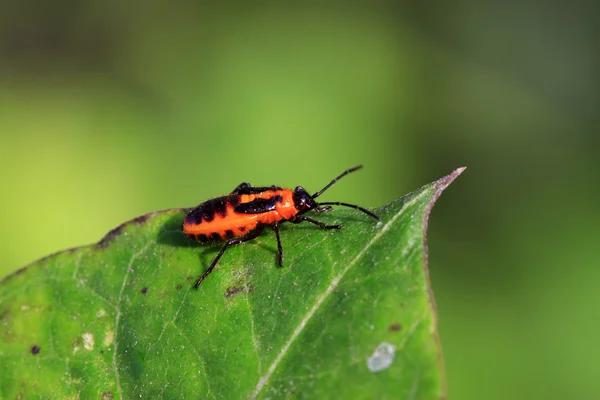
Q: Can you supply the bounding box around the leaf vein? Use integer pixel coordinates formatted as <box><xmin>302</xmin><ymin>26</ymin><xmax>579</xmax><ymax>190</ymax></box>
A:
<box><xmin>250</xmin><ymin>190</ymin><xmax>429</xmax><ymax>399</ymax></box>
<box><xmin>112</xmin><ymin>243</ymin><xmax>151</xmax><ymax>399</ymax></box>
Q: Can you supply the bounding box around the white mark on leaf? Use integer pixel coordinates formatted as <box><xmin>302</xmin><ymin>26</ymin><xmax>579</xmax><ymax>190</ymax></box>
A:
<box><xmin>104</xmin><ymin>329</ymin><xmax>114</xmax><ymax>347</ymax></box>
<box><xmin>82</xmin><ymin>333</ymin><xmax>95</xmax><ymax>351</ymax></box>
<box><xmin>367</xmin><ymin>342</ymin><xmax>395</xmax><ymax>372</ymax></box>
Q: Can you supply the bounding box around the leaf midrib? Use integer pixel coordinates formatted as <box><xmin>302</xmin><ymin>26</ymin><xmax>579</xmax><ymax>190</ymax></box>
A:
<box><xmin>249</xmin><ymin>189</ymin><xmax>429</xmax><ymax>399</ymax></box>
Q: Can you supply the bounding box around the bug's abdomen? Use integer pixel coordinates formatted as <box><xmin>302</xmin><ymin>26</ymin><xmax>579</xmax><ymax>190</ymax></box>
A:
<box><xmin>183</xmin><ymin>189</ymin><xmax>297</xmax><ymax>242</ymax></box>
<box><xmin>183</xmin><ymin>194</ymin><xmax>257</xmax><ymax>242</ymax></box>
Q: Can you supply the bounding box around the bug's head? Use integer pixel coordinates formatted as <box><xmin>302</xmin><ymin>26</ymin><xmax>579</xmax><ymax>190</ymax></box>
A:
<box><xmin>293</xmin><ymin>166</ymin><xmax>381</xmax><ymax>222</ymax></box>
<box><xmin>293</xmin><ymin>186</ymin><xmax>318</xmax><ymax>213</ymax></box>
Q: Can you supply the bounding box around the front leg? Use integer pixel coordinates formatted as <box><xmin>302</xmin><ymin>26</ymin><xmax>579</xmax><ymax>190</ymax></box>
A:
<box><xmin>290</xmin><ymin>215</ymin><xmax>341</xmax><ymax>230</ymax></box>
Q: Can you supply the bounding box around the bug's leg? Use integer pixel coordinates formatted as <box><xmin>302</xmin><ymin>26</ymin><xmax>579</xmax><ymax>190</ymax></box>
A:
<box><xmin>194</xmin><ymin>225</ymin><xmax>264</xmax><ymax>289</ymax></box>
<box><xmin>316</xmin><ymin>201</ymin><xmax>380</xmax><ymax>221</ymax></box>
<box><xmin>272</xmin><ymin>221</ymin><xmax>284</xmax><ymax>267</ymax></box>
<box><xmin>293</xmin><ymin>215</ymin><xmax>341</xmax><ymax>230</ymax></box>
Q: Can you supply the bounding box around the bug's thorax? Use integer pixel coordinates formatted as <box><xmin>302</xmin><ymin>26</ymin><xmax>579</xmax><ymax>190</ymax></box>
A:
<box><xmin>275</xmin><ymin>189</ymin><xmax>298</xmax><ymax>220</ymax></box>
<box><xmin>240</xmin><ymin>189</ymin><xmax>297</xmax><ymax>221</ymax></box>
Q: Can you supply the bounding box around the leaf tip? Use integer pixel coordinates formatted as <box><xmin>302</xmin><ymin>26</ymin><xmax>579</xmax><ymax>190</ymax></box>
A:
<box><xmin>434</xmin><ymin>167</ymin><xmax>466</xmax><ymax>193</ymax></box>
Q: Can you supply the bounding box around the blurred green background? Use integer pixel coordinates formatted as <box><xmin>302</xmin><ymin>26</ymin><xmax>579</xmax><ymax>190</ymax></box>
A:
<box><xmin>1</xmin><ymin>2</ymin><xmax>597</xmax><ymax>399</ymax></box>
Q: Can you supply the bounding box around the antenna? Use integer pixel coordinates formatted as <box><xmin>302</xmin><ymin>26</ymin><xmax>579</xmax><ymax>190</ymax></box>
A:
<box><xmin>311</xmin><ymin>165</ymin><xmax>363</xmax><ymax>199</ymax></box>
<box><xmin>311</xmin><ymin>165</ymin><xmax>380</xmax><ymax>221</ymax></box>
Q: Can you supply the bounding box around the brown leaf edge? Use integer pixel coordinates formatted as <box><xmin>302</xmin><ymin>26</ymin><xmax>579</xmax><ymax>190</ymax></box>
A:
<box><xmin>422</xmin><ymin>167</ymin><xmax>466</xmax><ymax>400</ymax></box>
<box><xmin>0</xmin><ymin>208</ymin><xmax>189</xmax><ymax>284</ymax></box>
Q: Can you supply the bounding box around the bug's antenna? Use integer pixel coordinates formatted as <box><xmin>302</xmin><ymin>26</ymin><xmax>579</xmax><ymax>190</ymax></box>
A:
<box><xmin>311</xmin><ymin>165</ymin><xmax>363</xmax><ymax>199</ymax></box>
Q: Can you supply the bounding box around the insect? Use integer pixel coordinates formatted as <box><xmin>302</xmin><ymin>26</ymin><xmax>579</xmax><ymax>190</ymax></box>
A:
<box><xmin>182</xmin><ymin>165</ymin><xmax>380</xmax><ymax>288</ymax></box>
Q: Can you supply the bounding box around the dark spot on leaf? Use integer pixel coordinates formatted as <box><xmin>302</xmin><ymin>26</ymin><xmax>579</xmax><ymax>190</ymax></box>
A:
<box><xmin>225</xmin><ymin>286</ymin><xmax>244</xmax><ymax>297</ymax></box>
<box><xmin>141</xmin><ymin>287</ymin><xmax>148</xmax><ymax>295</ymax></box>
<box><xmin>225</xmin><ymin>284</ymin><xmax>253</xmax><ymax>298</ymax></box>
<box><xmin>176</xmin><ymin>284</ymin><xmax>183</xmax><ymax>290</ymax></box>
<box><xmin>388</xmin><ymin>323</ymin><xmax>402</xmax><ymax>332</ymax></box>
<box><xmin>0</xmin><ymin>307</ymin><xmax>9</xmax><ymax>323</ymax></box>
<box><xmin>102</xmin><ymin>392</ymin><xmax>114</xmax><ymax>400</ymax></box>
<box><xmin>186</xmin><ymin>276</ymin><xmax>194</xmax><ymax>281</ymax></box>
<box><xmin>30</xmin><ymin>345</ymin><xmax>40</xmax><ymax>355</ymax></box>
<box><xmin>100</xmin><ymin>350</ymin><xmax>104</xmax><ymax>354</ymax></box>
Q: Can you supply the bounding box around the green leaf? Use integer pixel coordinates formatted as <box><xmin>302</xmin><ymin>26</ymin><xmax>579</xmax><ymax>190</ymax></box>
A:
<box><xmin>0</xmin><ymin>168</ymin><xmax>463</xmax><ymax>399</ymax></box>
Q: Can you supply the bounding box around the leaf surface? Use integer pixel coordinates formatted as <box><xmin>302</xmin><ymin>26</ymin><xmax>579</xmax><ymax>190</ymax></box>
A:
<box><xmin>0</xmin><ymin>168</ymin><xmax>464</xmax><ymax>399</ymax></box>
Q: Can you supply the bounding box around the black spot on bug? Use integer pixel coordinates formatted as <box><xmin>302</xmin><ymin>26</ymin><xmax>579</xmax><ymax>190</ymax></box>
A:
<box><xmin>389</xmin><ymin>323</ymin><xmax>402</xmax><ymax>332</ymax></box>
<box><xmin>210</xmin><ymin>232</ymin><xmax>221</xmax><ymax>241</ymax></box>
<box><xmin>225</xmin><ymin>230</ymin><xmax>235</xmax><ymax>239</ymax></box>
<box><xmin>196</xmin><ymin>234</ymin><xmax>209</xmax><ymax>243</ymax></box>
<box><xmin>176</xmin><ymin>284</ymin><xmax>183</xmax><ymax>290</ymax></box>
<box><xmin>213</xmin><ymin>197</ymin><xmax>228</xmax><ymax>217</ymax></box>
<box><xmin>228</xmin><ymin>194</ymin><xmax>241</xmax><ymax>207</ymax></box>
<box><xmin>141</xmin><ymin>287</ymin><xmax>148</xmax><ymax>295</ymax></box>
<box><xmin>186</xmin><ymin>196</ymin><xmax>232</xmax><ymax>224</ymax></box>
<box><xmin>186</xmin><ymin>207</ymin><xmax>208</xmax><ymax>224</ymax></box>
<box><xmin>30</xmin><ymin>345</ymin><xmax>40</xmax><ymax>355</ymax></box>
<box><xmin>239</xmin><ymin>226</ymin><xmax>246</xmax><ymax>232</ymax></box>
<box><xmin>234</xmin><ymin>197</ymin><xmax>280</xmax><ymax>214</ymax></box>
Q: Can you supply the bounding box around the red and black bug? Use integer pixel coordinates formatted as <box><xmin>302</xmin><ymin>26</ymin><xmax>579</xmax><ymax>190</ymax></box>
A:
<box><xmin>182</xmin><ymin>165</ymin><xmax>380</xmax><ymax>288</ymax></box>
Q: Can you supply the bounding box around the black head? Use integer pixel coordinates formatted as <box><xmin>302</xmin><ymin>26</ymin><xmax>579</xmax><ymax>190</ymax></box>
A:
<box><xmin>292</xmin><ymin>186</ymin><xmax>317</xmax><ymax>214</ymax></box>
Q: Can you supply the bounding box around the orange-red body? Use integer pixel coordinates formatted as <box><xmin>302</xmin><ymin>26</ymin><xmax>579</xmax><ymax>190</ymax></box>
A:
<box><xmin>182</xmin><ymin>165</ymin><xmax>380</xmax><ymax>289</ymax></box>
<box><xmin>182</xmin><ymin>189</ymin><xmax>298</xmax><ymax>242</ymax></box>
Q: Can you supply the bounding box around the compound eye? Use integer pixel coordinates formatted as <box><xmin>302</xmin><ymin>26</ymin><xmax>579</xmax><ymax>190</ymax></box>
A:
<box><xmin>299</xmin><ymin>196</ymin><xmax>307</xmax><ymax>207</ymax></box>
<box><xmin>294</xmin><ymin>186</ymin><xmax>305</xmax><ymax>192</ymax></box>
